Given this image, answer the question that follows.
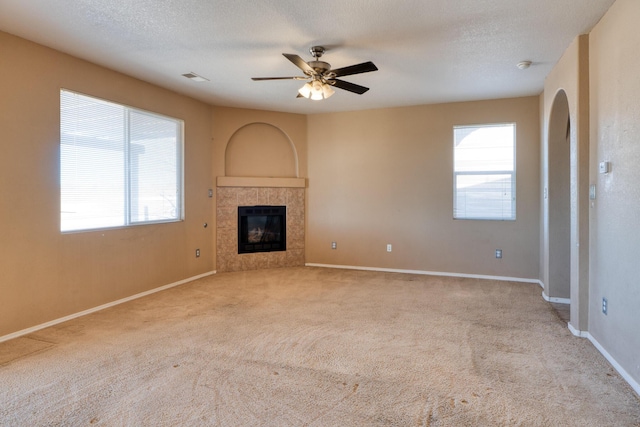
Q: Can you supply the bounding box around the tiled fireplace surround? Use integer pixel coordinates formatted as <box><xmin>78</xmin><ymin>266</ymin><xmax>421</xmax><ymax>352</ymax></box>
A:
<box><xmin>216</xmin><ymin>181</ymin><xmax>305</xmax><ymax>272</ymax></box>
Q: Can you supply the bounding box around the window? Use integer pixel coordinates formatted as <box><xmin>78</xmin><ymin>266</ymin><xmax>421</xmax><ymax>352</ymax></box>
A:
<box><xmin>60</xmin><ymin>90</ymin><xmax>183</xmax><ymax>232</ymax></box>
<box><xmin>453</xmin><ymin>123</ymin><xmax>515</xmax><ymax>220</ymax></box>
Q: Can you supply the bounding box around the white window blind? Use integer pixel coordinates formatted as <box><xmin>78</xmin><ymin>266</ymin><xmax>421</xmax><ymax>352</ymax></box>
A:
<box><xmin>60</xmin><ymin>90</ymin><xmax>183</xmax><ymax>232</ymax></box>
<box><xmin>453</xmin><ymin>123</ymin><xmax>516</xmax><ymax>220</ymax></box>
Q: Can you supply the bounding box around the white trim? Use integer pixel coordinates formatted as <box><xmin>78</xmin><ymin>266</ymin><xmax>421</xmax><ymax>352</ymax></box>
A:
<box><xmin>587</xmin><ymin>333</ymin><xmax>640</xmax><ymax>397</ymax></box>
<box><xmin>541</xmin><ymin>291</ymin><xmax>571</xmax><ymax>304</ymax></box>
<box><xmin>0</xmin><ymin>270</ymin><xmax>216</xmax><ymax>344</ymax></box>
<box><xmin>567</xmin><ymin>322</ymin><xmax>588</xmax><ymax>338</ymax></box>
<box><xmin>304</xmin><ymin>263</ymin><xmax>540</xmax><ymax>284</ymax></box>
<box><xmin>563</xmin><ymin>314</ymin><xmax>639</xmax><ymax>397</ymax></box>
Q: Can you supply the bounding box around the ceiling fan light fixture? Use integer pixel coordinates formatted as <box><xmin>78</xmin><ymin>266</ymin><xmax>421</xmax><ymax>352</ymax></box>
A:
<box><xmin>298</xmin><ymin>80</ymin><xmax>334</xmax><ymax>100</ymax></box>
<box><xmin>322</xmin><ymin>83</ymin><xmax>335</xmax><ymax>99</ymax></box>
<box><xmin>310</xmin><ymin>80</ymin><xmax>324</xmax><ymax>100</ymax></box>
<box><xmin>298</xmin><ymin>82</ymin><xmax>313</xmax><ymax>98</ymax></box>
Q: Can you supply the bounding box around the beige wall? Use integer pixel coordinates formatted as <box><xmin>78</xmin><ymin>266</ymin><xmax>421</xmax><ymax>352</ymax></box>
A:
<box><xmin>0</xmin><ymin>31</ymin><xmax>214</xmax><ymax>337</ymax></box>
<box><xmin>306</xmin><ymin>97</ymin><xmax>540</xmax><ymax>279</ymax></box>
<box><xmin>588</xmin><ymin>0</ymin><xmax>640</xmax><ymax>385</ymax></box>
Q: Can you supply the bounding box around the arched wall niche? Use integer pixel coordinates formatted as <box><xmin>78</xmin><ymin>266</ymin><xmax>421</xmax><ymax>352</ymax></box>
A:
<box><xmin>224</xmin><ymin>122</ymin><xmax>299</xmax><ymax>178</ymax></box>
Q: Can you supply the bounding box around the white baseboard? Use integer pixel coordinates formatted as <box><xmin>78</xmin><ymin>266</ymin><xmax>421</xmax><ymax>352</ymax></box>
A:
<box><xmin>562</xmin><ymin>308</ymin><xmax>639</xmax><ymax>397</ymax></box>
<box><xmin>0</xmin><ymin>270</ymin><xmax>216</xmax><ymax>344</ymax></box>
<box><xmin>567</xmin><ymin>322</ymin><xmax>588</xmax><ymax>338</ymax></box>
<box><xmin>587</xmin><ymin>333</ymin><xmax>640</xmax><ymax>397</ymax></box>
<box><xmin>541</xmin><ymin>290</ymin><xmax>571</xmax><ymax>304</ymax></box>
<box><xmin>304</xmin><ymin>263</ymin><xmax>540</xmax><ymax>284</ymax></box>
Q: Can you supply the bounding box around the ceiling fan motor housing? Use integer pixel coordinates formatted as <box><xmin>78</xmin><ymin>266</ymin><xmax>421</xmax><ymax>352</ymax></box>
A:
<box><xmin>308</xmin><ymin>61</ymin><xmax>331</xmax><ymax>75</ymax></box>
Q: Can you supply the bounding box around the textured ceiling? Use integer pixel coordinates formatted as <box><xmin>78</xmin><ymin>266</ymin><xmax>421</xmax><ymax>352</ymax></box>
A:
<box><xmin>0</xmin><ymin>0</ymin><xmax>615</xmax><ymax>114</ymax></box>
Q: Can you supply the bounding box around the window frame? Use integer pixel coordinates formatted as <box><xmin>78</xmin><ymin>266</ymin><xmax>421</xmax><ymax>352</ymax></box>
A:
<box><xmin>453</xmin><ymin>122</ymin><xmax>516</xmax><ymax>221</ymax></box>
<box><xmin>60</xmin><ymin>89</ymin><xmax>185</xmax><ymax>233</ymax></box>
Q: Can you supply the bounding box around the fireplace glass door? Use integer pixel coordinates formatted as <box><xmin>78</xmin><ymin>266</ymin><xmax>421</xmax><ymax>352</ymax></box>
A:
<box><xmin>238</xmin><ymin>206</ymin><xmax>286</xmax><ymax>254</ymax></box>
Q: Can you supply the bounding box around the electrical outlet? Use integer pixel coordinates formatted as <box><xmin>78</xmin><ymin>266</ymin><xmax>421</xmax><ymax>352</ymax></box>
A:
<box><xmin>495</xmin><ymin>249</ymin><xmax>502</xmax><ymax>259</ymax></box>
<box><xmin>331</xmin><ymin>242</ymin><xmax>337</xmax><ymax>249</ymax></box>
<box><xmin>602</xmin><ymin>297</ymin><xmax>607</xmax><ymax>315</ymax></box>
<box><xmin>208</xmin><ymin>189</ymin><xmax>213</xmax><ymax>198</ymax></box>
<box><xmin>196</xmin><ymin>249</ymin><xmax>200</xmax><ymax>258</ymax></box>
<box><xmin>387</xmin><ymin>244</ymin><xmax>392</xmax><ymax>252</ymax></box>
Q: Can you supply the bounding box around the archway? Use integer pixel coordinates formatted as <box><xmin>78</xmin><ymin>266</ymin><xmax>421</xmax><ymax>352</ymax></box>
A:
<box><xmin>547</xmin><ymin>90</ymin><xmax>571</xmax><ymax>304</ymax></box>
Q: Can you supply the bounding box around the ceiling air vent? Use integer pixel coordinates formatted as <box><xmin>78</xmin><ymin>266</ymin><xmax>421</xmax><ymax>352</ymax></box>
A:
<box><xmin>182</xmin><ymin>72</ymin><xmax>209</xmax><ymax>82</ymax></box>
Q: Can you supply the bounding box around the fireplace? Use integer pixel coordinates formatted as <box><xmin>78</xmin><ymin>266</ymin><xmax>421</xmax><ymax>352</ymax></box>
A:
<box><xmin>238</xmin><ymin>206</ymin><xmax>286</xmax><ymax>254</ymax></box>
<box><xmin>216</xmin><ymin>185</ymin><xmax>304</xmax><ymax>272</ymax></box>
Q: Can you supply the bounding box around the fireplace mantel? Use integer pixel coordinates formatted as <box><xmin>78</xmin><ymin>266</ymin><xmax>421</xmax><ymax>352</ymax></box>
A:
<box><xmin>217</xmin><ymin>176</ymin><xmax>306</xmax><ymax>188</ymax></box>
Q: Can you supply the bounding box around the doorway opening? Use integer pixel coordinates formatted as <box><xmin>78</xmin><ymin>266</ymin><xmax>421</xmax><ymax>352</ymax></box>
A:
<box><xmin>547</xmin><ymin>90</ymin><xmax>571</xmax><ymax>312</ymax></box>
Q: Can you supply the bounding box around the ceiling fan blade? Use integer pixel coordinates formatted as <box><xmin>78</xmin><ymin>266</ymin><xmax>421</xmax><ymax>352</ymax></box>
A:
<box><xmin>330</xmin><ymin>79</ymin><xmax>370</xmax><ymax>95</ymax></box>
<box><xmin>251</xmin><ymin>76</ymin><xmax>308</xmax><ymax>81</ymax></box>
<box><xmin>331</xmin><ymin>61</ymin><xmax>378</xmax><ymax>77</ymax></box>
<box><xmin>283</xmin><ymin>53</ymin><xmax>314</xmax><ymax>74</ymax></box>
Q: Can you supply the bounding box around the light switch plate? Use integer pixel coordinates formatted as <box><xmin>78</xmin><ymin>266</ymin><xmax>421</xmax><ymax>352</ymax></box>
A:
<box><xmin>599</xmin><ymin>161</ymin><xmax>610</xmax><ymax>174</ymax></box>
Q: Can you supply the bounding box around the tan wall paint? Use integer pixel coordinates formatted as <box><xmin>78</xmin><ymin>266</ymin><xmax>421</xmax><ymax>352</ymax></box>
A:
<box><xmin>307</xmin><ymin>97</ymin><xmax>540</xmax><ymax>278</ymax></box>
<box><xmin>0</xmin><ymin>31</ymin><xmax>213</xmax><ymax>337</ymax></box>
<box><xmin>588</xmin><ymin>0</ymin><xmax>640</xmax><ymax>385</ymax></box>
<box><xmin>541</xmin><ymin>35</ymin><xmax>590</xmax><ymax>330</ymax></box>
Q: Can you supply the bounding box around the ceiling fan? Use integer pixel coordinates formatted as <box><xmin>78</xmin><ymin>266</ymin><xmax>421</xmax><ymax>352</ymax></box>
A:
<box><xmin>251</xmin><ymin>46</ymin><xmax>378</xmax><ymax>100</ymax></box>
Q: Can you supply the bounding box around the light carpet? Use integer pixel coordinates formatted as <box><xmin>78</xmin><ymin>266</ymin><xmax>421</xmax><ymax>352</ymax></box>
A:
<box><xmin>1</xmin><ymin>267</ymin><xmax>639</xmax><ymax>426</ymax></box>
